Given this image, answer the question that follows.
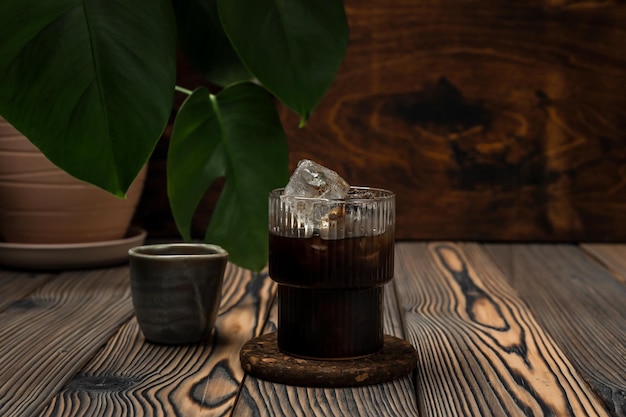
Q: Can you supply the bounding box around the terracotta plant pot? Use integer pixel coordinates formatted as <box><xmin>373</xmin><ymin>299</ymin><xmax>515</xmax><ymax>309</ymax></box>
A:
<box><xmin>0</xmin><ymin>118</ymin><xmax>147</xmax><ymax>244</ymax></box>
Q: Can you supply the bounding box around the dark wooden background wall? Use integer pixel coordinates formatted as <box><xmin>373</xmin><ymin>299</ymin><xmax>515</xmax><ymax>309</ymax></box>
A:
<box><xmin>136</xmin><ymin>0</ymin><xmax>626</xmax><ymax>242</ymax></box>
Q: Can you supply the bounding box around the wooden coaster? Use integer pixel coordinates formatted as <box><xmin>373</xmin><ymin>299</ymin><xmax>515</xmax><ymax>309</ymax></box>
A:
<box><xmin>240</xmin><ymin>333</ymin><xmax>417</xmax><ymax>387</ymax></box>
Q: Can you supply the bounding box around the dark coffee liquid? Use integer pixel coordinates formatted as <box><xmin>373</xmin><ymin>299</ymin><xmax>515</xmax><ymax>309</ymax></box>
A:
<box><xmin>269</xmin><ymin>232</ymin><xmax>394</xmax><ymax>288</ymax></box>
<box><xmin>277</xmin><ymin>284</ymin><xmax>384</xmax><ymax>359</ymax></box>
<box><xmin>269</xmin><ymin>231</ymin><xmax>394</xmax><ymax>359</ymax></box>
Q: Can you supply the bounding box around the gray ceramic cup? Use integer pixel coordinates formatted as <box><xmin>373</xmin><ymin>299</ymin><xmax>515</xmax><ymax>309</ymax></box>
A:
<box><xmin>128</xmin><ymin>243</ymin><xmax>228</xmax><ymax>344</ymax></box>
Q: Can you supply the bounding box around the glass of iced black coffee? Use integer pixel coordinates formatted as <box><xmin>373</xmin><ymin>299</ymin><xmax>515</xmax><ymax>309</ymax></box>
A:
<box><xmin>269</xmin><ymin>160</ymin><xmax>395</xmax><ymax>359</ymax></box>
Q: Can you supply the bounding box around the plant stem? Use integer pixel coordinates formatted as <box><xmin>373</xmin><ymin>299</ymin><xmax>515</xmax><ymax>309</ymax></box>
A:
<box><xmin>175</xmin><ymin>85</ymin><xmax>193</xmax><ymax>95</ymax></box>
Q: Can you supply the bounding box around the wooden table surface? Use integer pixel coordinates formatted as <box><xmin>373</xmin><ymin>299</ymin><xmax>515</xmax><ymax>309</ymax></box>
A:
<box><xmin>1</xmin><ymin>242</ymin><xmax>624</xmax><ymax>416</ymax></box>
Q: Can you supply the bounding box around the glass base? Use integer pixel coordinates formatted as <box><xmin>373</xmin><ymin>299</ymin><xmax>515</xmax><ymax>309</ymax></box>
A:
<box><xmin>277</xmin><ymin>284</ymin><xmax>384</xmax><ymax>359</ymax></box>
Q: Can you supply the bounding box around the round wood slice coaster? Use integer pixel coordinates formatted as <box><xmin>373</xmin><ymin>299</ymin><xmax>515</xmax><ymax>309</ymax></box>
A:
<box><xmin>240</xmin><ymin>333</ymin><xmax>417</xmax><ymax>387</ymax></box>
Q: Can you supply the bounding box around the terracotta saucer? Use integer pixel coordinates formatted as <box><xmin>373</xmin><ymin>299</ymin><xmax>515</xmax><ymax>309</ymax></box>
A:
<box><xmin>0</xmin><ymin>226</ymin><xmax>146</xmax><ymax>270</ymax></box>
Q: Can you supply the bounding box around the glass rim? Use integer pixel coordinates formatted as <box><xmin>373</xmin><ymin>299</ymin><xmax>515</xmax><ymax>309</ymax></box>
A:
<box><xmin>270</xmin><ymin>186</ymin><xmax>394</xmax><ymax>202</ymax></box>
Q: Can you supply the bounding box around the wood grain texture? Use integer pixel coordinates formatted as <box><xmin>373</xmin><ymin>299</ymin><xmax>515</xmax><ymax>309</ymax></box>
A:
<box><xmin>580</xmin><ymin>244</ymin><xmax>626</xmax><ymax>285</ymax></box>
<box><xmin>37</xmin><ymin>265</ymin><xmax>273</xmax><ymax>417</ymax></box>
<box><xmin>0</xmin><ymin>267</ymin><xmax>134</xmax><ymax>417</ymax></box>
<box><xmin>395</xmin><ymin>242</ymin><xmax>609</xmax><ymax>416</ymax></box>
<box><xmin>278</xmin><ymin>0</ymin><xmax>626</xmax><ymax>241</ymax></box>
<box><xmin>0</xmin><ymin>270</ymin><xmax>53</xmax><ymax>312</ymax></box>
<box><xmin>485</xmin><ymin>244</ymin><xmax>626</xmax><ymax>416</ymax></box>
<box><xmin>232</xmin><ymin>281</ymin><xmax>420</xmax><ymax>416</ymax></box>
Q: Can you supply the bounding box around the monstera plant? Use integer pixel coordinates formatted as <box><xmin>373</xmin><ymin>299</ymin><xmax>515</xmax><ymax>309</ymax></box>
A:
<box><xmin>0</xmin><ymin>0</ymin><xmax>349</xmax><ymax>270</ymax></box>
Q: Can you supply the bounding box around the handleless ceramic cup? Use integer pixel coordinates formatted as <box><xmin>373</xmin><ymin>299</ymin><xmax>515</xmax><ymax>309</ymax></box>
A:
<box><xmin>128</xmin><ymin>243</ymin><xmax>228</xmax><ymax>344</ymax></box>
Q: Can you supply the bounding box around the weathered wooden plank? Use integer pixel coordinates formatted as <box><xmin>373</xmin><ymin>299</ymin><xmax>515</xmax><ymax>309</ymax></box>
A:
<box><xmin>395</xmin><ymin>242</ymin><xmax>608</xmax><ymax>416</ymax></box>
<box><xmin>580</xmin><ymin>244</ymin><xmax>626</xmax><ymax>285</ymax></box>
<box><xmin>485</xmin><ymin>244</ymin><xmax>626</xmax><ymax>417</ymax></box>
<box><xmin>37</xmin><ymin>265</ymin><xmax>275</xmax><ymax>417</ymax></box>
<box><xmin>0</xmin><ymin>267</ymin><xmax>134</xmax><ymax>417</ymax></box>
<box><xmin>0</xmin><ymin>270</ymin><xmax>53</xmax><ymax>312</ymax></box>
<box><xmin>233</xmin><ymin>278</ymin><xmax>420</xmax><ymax>416</ymax></box>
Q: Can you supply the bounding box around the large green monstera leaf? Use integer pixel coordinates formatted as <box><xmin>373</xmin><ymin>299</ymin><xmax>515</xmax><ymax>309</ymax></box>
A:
<box><xmin>168</xmin><ymin>83</ymin><xmax>289</xmax><ymax>271</ymax></box>
<box><xmin>218</xmin><ymin>0</ymin><xmax>348</xmax><ymax>123</ymax></box>
<box><xmin>0</xmin><ymin>0</ymin><xmax>176</xmax><ymax>196</ymax></box>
